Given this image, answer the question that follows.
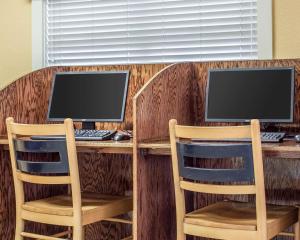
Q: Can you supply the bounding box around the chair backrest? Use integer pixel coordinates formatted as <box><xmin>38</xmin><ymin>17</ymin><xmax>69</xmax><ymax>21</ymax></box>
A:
<box><xmin>169</xmin><ymin>119</ymin><xmax>267</xmax><ymax>238</ymax></box>
<box><xmin>6</xmin><ymin>117</ymin><xmax>82</xmax><ymax>223</ymax></box>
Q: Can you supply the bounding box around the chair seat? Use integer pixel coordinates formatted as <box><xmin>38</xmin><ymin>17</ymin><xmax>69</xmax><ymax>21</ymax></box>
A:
<box><xmin>184</xmin><ymin>201</ymin><xmax>298</xmax><ymax>234</ymax></box>
<box><xmin>22</xmin><ymin>192</ymin><xmax>132</xmax><ymax>222</ymax></box>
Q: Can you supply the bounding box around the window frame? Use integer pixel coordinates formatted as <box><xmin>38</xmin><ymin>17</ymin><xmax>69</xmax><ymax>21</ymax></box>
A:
<box><xmin>32</xmin><ymin>0</ymin><xmax>45</xmax><ymax>70</ymax></box>
<box><xmin>257</xmin><ymin>0</ymin><xmax>273</xmax><ymax>59</ymax></box>
<box><xmin>32</xmin><ymin>0</ymin><xmax>273</xmax><ymax>69</ymax></box>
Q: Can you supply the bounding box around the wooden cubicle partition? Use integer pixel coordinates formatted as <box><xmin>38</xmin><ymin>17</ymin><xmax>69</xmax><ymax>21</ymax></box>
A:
<box><xmin>134</xmin><ymin>59</ymin><xmax>300</xmax><ymax>240</ymax></box>
<box><xmin>0</xmin><ymin>64</ymin><xmax>166</xmax><ymax>239</ymax></box>
<box><xmin>133</xmin><ymin>63</ymin><xmax>198</xmax><ymax>239</ymax></box>
<box><xmin>1</xmin><ymin>59</ymin><xmax>300</xmax><ymax>240</ymax></box>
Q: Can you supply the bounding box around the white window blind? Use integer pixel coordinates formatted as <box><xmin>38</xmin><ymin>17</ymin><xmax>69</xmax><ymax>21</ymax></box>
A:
<box><xmin>44</xmin><ymin>0</ymin><xmax>258</xmax><ymax>66</ymax></box>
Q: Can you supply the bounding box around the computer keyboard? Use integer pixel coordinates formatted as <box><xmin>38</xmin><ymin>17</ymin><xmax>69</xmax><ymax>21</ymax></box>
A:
<box><xmin>31</xmin><ymin>129</ymin><xmax>117</xmax><ymax>141</ymax></box>
<box><xmin>260</xmin><ymin>132</ymin><xmax>286</xmax><ymax>143</ymax></box>
<box><xmin>193</xmin><ymin>132</ymin><xmax>286</xmax><ymax>143</ymax></box>
<box><xmin>74</xmin><ymin>129</ymin><xmax>117</xmax><ymax>140</ymax></box>
<box><xmin>225</xmin><ymin>132</ymin><xmax>286</xmax><ymax>143</ymax></box>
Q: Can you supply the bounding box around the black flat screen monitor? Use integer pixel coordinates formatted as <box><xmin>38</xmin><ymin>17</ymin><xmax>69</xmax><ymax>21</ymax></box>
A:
<box><xmin>205</xmin><ymin>67</ymin><xmax>295</xmax><ymax>123</ymax></box>
<box><xmin>47</xmin><ymin>71</ymin><xmax>129</xmax><ymax>123</ymax></box>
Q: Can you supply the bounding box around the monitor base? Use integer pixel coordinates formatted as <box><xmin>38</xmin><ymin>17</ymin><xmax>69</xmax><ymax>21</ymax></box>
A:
<box><xmin>82</xmin><ymin>122</ymin><xmax>96</xmax><ymax>130</ymax></box>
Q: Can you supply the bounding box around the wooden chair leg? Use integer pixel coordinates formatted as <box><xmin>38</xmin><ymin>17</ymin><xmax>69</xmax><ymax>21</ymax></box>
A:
<box><xmin>72</xmin><ymin>225</ymin><xmax>83</xmax><ymax>240</ymax></box>
<box><xmin>15</xmin><ymin>218</ymin><xmax>24</xmax><ymax>240</ymax></box>
<box><xmin>176</xmin><ymin>221</ymin><xmax>186</xmax><ymax>240</ymax></box>
<box><xmin>177</xmin><ymin>230</ymin><xmax>185</xmax><ymax>240</ymax></box>
<box><xmin>294</xmin><ymin>221</ymin><xmax>300</xmax><ymax>240</ymax></box>
<box><xmin>68</xmin><ymin>226</ymin><xmax>72</xmax><ymax>239</ymax></box>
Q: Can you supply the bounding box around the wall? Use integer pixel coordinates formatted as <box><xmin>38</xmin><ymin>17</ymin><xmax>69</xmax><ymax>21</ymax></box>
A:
<box><xmin>0</xmin><ymin>0</ymin><xmax>32</xmax><ymax>90</ymax></box>
<box><xmin>273</xmin><ymin>0</ymin><xmax>300</xmax><ymax>59</ymax></box>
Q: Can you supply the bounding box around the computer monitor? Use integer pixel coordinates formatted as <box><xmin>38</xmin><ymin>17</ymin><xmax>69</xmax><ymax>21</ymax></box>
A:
<box><xmin>205</xmin><ymin>67</ymin><xmax>295</xmax><ymax>123</ymax></box>
<box><xmin>47</xmin><ymin>71</ymin><xmax>129</xmax><ymax>129</ymax></box>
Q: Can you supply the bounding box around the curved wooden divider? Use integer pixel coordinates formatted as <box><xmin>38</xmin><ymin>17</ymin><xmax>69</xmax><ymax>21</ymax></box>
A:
<box><xmin>133</xmin><ymin>62</ymin><xmax>197</xmax><ymax>240</ymax></box>
<box><xmin>0</xmin><ymin>64</ymin><xmax>167</xmax><ymax>240</ymax></box>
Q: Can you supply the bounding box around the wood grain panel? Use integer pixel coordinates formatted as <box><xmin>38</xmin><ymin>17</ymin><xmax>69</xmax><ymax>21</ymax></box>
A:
<box><xmin>137</xmin><ymin>155</ymin><xmax>176</xmax><ymax>240</ymax></box>
<box><xmin>134</xmin><ymin>63</ymin><xmax>197</xmax><ymax>142</ymax></box>
<box><xmin>0</xmin><ymin>64</ymin><xmax>166</xmax><ymax>240</ymax></box>
<box><xmin>133</xmin><ymin>63</ymin><xmax>197</xmax><ymax>239</ymax></box>
<box><xmin>78</xmin><ymin>153</ymin><xmax>133</xmax><ymax>239</ymax></box>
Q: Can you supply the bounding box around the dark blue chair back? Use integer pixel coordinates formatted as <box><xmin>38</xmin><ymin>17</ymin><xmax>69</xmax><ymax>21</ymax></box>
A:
<box><xmin>13</xmin><ymin>139</ymin><xmax>69</xmax><ymax>174</ymax></box>
<box><xmin>176</xmin><ymin>142</ymin><xmax>254</xmax><ymax>182</ymax></box>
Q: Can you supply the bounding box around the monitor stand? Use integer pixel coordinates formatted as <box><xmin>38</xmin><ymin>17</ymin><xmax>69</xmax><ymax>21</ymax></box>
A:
<box><xmin>261</xmin><ymin>123</ymin><xmax>279</xmax><ymax>132</ymax></box>
<box><xmin>82</xmin><ymin>122</ymin><xmax>96</xmax><ymax>130</ymax></box>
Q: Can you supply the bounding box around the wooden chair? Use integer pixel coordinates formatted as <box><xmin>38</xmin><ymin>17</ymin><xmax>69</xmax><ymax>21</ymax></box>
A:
<box><xmin>6</xmin><ymin>117</ymin><xmax>132</xmax><ymax>240</ymax></box>
<box><xmin>169</xmin><ymin>119</ymin><xmax>299</xmax><ymax>240</ymax></box>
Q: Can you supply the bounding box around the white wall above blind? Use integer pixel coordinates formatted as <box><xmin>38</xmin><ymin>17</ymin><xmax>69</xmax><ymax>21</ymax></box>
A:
<box><xmin>43</xmin><ymin>0</ymin><xmax>264</xmax><ymax>66</ymax></box>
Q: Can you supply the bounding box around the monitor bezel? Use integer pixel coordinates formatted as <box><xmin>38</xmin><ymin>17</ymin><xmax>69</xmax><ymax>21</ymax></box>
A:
<box><xmin>205</xmin><ymin>67</ymin><xmax>295</xmax><ymax>123</ymax></box>
<box><xmin>47</xmin><ymin>71</ymin><xmax>130</xmax><ymax>122</ymax></box>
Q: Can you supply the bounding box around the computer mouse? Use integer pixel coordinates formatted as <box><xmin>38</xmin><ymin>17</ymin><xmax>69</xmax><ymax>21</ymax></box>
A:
<box><xmin>113</xmin><ymin>132</ymin><xmax>131</xmax><ymax>141</ymax></box>
<box><xmin>295</xmin><ymin>135</ymin><xmax>300</xmax><ymax>143</ymax></box>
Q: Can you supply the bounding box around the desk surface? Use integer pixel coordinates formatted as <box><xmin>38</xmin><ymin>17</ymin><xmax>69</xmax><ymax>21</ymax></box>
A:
<box><xmin>138</xmin><ymin>139</ymin><xmax>300</xmax><ymax>159</ymax></box>
<box><xmin>0</xmin><ymin>137</ymin><xmax>133</xmax><ymax>154</ymax></box>
<box><xmin>1</xmin><ymin>136</ymin><xmax>300</xmax><ymax>158</ymax></box>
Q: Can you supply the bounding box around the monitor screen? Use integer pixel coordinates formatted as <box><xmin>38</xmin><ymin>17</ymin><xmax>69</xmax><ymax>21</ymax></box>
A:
<box><xmin>48</xmin><ymin>71</ymin><xmax>129</xmax><ymax>122</ymax></box>
<box><xmin>205</xmin><ymin>67</ymin><xmax>295</xmax><ymax>123</ymax></box>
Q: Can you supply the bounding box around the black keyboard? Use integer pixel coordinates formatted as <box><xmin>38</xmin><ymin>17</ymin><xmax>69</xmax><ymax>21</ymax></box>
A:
<box><xmin>226</xmin><ymin>132</ymin><xmax>286</xmax><ymax>143</ymax></box>
<box><xmin>193</xmin><ymin>132</ymin><xmax>286</xmax><ymax>143</ymax></box>
<box><xmin>31</xmin><ymin>129</ymin><xmax>117</xmax><ymax>141</ymax></box>
<box><xmin>260</xmin><ymin>132</ymin><xmax>286</xmax><ymax>143</ymax></box>
<box><xmin>74</xmin><ymin>129</ymin><xmax>117</xmax><ymax>140</ymax></box>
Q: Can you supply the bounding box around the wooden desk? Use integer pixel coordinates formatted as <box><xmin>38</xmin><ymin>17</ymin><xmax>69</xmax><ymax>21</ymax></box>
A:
<box><xmin>138</xmin><ymin>139</ymin><xmax>300</xmax><ymax>159</ymax></box>
<box><xmin>0</xmin><ymin>137</ymin><xmax>133</xmax><ymax>154</ymax></box>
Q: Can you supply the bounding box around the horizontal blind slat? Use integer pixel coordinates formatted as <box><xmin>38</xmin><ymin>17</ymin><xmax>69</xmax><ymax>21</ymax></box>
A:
<box><xmin>47</xmin><ymin>24</ymin><xmax>257</xmax><ymax>39</ymax></box>
<box><xmin>48</xmin><ymin>0</ymin><xmax>256</xmax><ymax>10</ymax></box>
<box><xmin>48</xmin><ymin>6</ymin><xmax>256</xmax><ymax>20</ymax></box>
<box><xmin>47</xmin><ymin>29</ymin><xmax>257</xmax><ymax>41</ymax></box>
<box><xmin>48</xmin><ymin>36</ymin><xmax>257</xmax><ymax>50</ymax></box>
<box><xmin>47</xmin><ymin>10</ymin><xmax>257</xmax><ymax>25</ymax></box>
<box><xmin>48</xmin><ymin>47</ymin><xmax>258</xmax><ymax>60</ymax></box>
<box><xmin>48</xmin><ymin>40</ymin><xmax>257</xmax><ymax>53</ymax></box>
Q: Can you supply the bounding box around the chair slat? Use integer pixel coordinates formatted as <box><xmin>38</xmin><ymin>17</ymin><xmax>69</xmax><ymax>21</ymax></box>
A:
<box><xmin>17</xmin><ymin>172</ymin><xmax>71</xmax><ymax>184</ymax></box>
<box><xmin>14</xmin><ymin>139</ymin><xmax>69</xmax><ymax>174</ymax></box>
<box><xmin>175</xmin><ymin>125</ymin><xmax>251</xmax><ymax>139</ymax></box>
<box><xmin>180</xmin><ymin>181</ymin><xmax>256</xmax><ymax>195</ymax></box>
<box><xmin>21</xmin><ymin>231</ymin><xmax>66</xmax><ymax>240</ymax></box>
<box><xmin>10</xmin><ymin>123</ymin><xmax>66</xmax><ymax>136</ymax></box>
<box><xmin>177</xmin><ymin>142</ymin><xmax>254</xmax><ymax>182</ymax></box>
